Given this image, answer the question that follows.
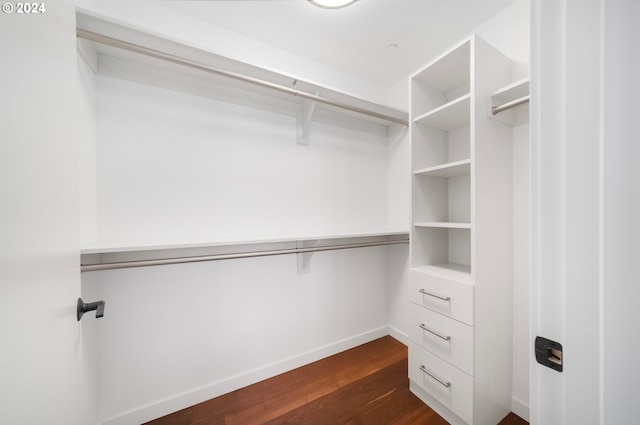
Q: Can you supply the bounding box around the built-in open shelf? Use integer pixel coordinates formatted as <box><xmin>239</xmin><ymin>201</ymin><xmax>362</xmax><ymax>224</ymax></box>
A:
<box><xmin>413</xmin><ymin>222</ymin><xmax>471</xmax><ymax>229</ymax></box>
<box><xmin>414</xmin><ymin>159</ymin><xmax>471</xmax><ymax>178</ymax></box>
<box><xmin>413</xmin><ymin>94</ymin><xmax>471</xmax><ymax>131</ymax></box>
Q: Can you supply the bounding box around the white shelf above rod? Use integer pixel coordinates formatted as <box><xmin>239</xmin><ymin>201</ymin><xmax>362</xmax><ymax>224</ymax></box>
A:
<box><xmin>81</xmin><ymin>235</ymin><xmax>409</xmax><ymax>272</ymax></box>
<box><xmin>76</xmin><ymin>28</ymin><xmax>408</xmax><ymax>127</ymax></box>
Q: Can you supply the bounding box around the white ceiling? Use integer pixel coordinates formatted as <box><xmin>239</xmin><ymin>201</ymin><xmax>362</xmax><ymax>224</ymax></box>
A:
<box><xmin>159</xmin><ymin>0</ymin><xmax>518</xmax><ymax>87</ymax></box>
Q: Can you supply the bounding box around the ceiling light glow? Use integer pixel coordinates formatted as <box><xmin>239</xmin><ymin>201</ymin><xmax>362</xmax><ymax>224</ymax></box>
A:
<box><xmin>308</xmin><ymin>0</ymin><xmax>357</xmax><ymax>10</ymax></box>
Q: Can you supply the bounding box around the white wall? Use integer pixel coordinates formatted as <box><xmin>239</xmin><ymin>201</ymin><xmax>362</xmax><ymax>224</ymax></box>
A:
<box><xmin>87</xmin><ymin>61</ymin><xmax>397</xmax><ymax>425</ymax></box>
<box><xmin>384</xmin><ymin>65</ymin><xmax>412</xmax><ymax>345</ymax></box>
<box><xmin>94</xmin><ymin>68</ymin><xmax>390</xmax><ymax>245</ymax></box>
<box><xmin>384</xmin><ymin>78</ymin><xmax>412</xmax><ymax>342</ymax></box>
<box><xmin>512</xmin><ymin>123</ymin><xmax>531</xmax><ymax>420</ymax></box>
<box><xmin>78</xmin><ymin>39</ymin><xmax>99</xmax><ymax>246</ymax></box>
<box><xmin>386</xmin><ymin>78</ymin><xmax>411</xmax><ymax>232</ymax></box>
<box><xmin>85</xmin><ymin>246</ymin><xmax>390</xmax><ymax>424</ymax></box>
<box><xmin>476</xmin><ymin>0</ymin><xmax>531</xmax><ymax>81</ymax></box>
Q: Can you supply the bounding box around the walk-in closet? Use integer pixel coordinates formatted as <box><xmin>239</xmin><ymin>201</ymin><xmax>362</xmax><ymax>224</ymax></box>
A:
<box><xmin>75</xmin><ymin>2</ymin><xmax>531</xmax><ymax>423</ymax></box>
<box><xmin>3</xmin><ymin>1</ymin><xmax>638</xmax><ymax>425</ymax></box>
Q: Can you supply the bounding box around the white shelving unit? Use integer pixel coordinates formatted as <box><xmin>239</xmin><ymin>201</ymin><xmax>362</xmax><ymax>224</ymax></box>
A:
<box><xmin>409</xmin><ymin>35</ymin><xmax>515</xmax><ymax>425</ymax></box>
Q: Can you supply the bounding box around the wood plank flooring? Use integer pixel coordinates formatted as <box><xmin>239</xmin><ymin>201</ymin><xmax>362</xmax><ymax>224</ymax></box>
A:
<box><xmin>144</xmin><ymin>336</ymin><xmax>528</xmax><ymax>425</ymax></box>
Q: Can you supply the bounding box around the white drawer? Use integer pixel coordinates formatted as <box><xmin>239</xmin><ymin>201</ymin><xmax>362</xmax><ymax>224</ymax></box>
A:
<box><xmin>409</xmin><ymin>341</ymin><xmax>474</xmax><ymax>424</ymax></box>
<box><xmin>408</xmin><ymin>268</ymin><xmax>474</xmax><ymax>325</ymax></box>
<box><xmin>408</xmin><ymin>302</ymin><xmax>474</xmax><ymax>375</ymax></box>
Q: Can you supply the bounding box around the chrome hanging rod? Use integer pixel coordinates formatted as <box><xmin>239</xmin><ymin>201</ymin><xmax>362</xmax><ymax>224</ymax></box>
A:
<box><xmin>76</xmin><ymin>28</ymin><xmax>408</xmax><ymax>126</ymax></box>
<box><xmin>491</xmin><ymin>95</ymin><xmax>530</xmax><ymax>115</ymax></box>
<box><xmin>81</xmin><ymin>239</ymin><xmax>409</xmax><ymax>272</ymax></box>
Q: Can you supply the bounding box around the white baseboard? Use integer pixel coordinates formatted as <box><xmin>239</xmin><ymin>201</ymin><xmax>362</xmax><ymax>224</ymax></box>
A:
<box><xmin>387</xmin><ymin>325</ymin><xmax>408</xmax><ymax>346</ymax></box>
<box><xmin>101</xmin><ymin>327</ymin><xmax>390</xmax><ymax>425</ymax></box>
<box><xmin>511</xmin><ymin>395</ymin><xmax>530</xmax><ymax>422</ymax></box>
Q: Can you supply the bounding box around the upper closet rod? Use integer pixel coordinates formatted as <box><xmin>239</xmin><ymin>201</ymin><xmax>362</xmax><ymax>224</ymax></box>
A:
<box><xmin>77</xmin><ymin>28</ymin><xmax>408</xmax><ymax>126</ymax></box>
<box><xmin>491</xmin><ymin>95</ymin><xmax>530</xmax><ymax>115</ymax></box>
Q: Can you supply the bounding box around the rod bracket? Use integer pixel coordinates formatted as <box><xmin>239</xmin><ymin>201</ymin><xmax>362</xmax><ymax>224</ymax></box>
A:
<box><xmin>297</xmin><ymin>240</ymin><xmax>319</xmax><ymax>274</ymax></box>
<box><xmin>296</xmin><ymin>87</ymin><xmax>320</xmax><ymax>145</ymax></box>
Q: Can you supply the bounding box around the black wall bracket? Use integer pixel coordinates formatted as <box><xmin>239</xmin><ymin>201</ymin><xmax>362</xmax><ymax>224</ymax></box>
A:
<box><xmin>77</xmin><ymin>298</ymin><xmax>105</xmax><ymax>321</ymax></box>
<box><xmin>535</xmin><ymin>336</ymin><xmax>563</xmax><ymax>372</ymax></box>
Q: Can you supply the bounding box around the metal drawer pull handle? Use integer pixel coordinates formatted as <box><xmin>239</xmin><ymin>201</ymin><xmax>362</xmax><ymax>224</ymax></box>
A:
<box><xmin>419</xmin><ymin>323</ymin><xmax>451</xmax><ymax>341</ymax></box>
<box><xmin>419</xmin><ymin>365</ymin><xmax>451</xmax><ymax>388</ymax></box>
<box><xmin>419</xmin><ymin>289</ymin><xmax>450</xmax><ymax>301</ymax></box>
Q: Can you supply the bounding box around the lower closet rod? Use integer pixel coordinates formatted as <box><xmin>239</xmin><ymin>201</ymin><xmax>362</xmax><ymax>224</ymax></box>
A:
<box><xmin>81</xmin><ymin>239</ymin><xmax>409</xmax><ymax>272</ymax></box>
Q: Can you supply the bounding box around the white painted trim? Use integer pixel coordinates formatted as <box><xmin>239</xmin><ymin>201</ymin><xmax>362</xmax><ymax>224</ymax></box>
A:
<box><xmin>101</xmin><ymin>327</ymin><xmax>390</xmax><ymax>425</ymax></box>
<box><xmin>387</xmin><ymin>325</ymin><xmax>409</xmax><ymax>346</ymax></box>
<box><xmin>511</xmin><ymin>395</ymin><xmax>530</xmax><ymax>422</ymax></box>
<box><xmin>597</xmin><ymin>2</ymin><xmax>605</xmax><ymax>425</ymax></box>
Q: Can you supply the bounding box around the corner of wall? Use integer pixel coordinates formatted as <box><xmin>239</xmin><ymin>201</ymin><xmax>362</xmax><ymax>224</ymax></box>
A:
<box><xmin>475</xmin><ymin>0</ymin><xmax>531</xmax><ymax>80</ymax></box>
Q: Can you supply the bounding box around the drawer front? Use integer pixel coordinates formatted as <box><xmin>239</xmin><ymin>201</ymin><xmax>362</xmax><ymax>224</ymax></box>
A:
<box><xmin>408</xmin><ymin>269</ymin><xmax>474</xmax><ymax>325</ymax></box>
<box><xmin>408</xmin><ymin>302</ymin><xmax>474</xmax><ymax>375</ymax></box>
<box><xmin>409</xmin><ymin>341</ymin><xmax>474</xmax><ymax>424</ymax></box>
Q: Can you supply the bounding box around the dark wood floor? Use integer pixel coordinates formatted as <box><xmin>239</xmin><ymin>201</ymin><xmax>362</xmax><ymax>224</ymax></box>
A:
<box><xmin>145</xmin><ymin>336</ymin><xmax>528</xmax><ymax>425</ymax></box>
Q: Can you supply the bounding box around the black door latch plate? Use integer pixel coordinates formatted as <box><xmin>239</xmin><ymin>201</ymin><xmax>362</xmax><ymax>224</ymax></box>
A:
<box><xmin>535</xmin><ymin>336</ymin><xmax>563</xmax><ymax>372</ymax></box>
